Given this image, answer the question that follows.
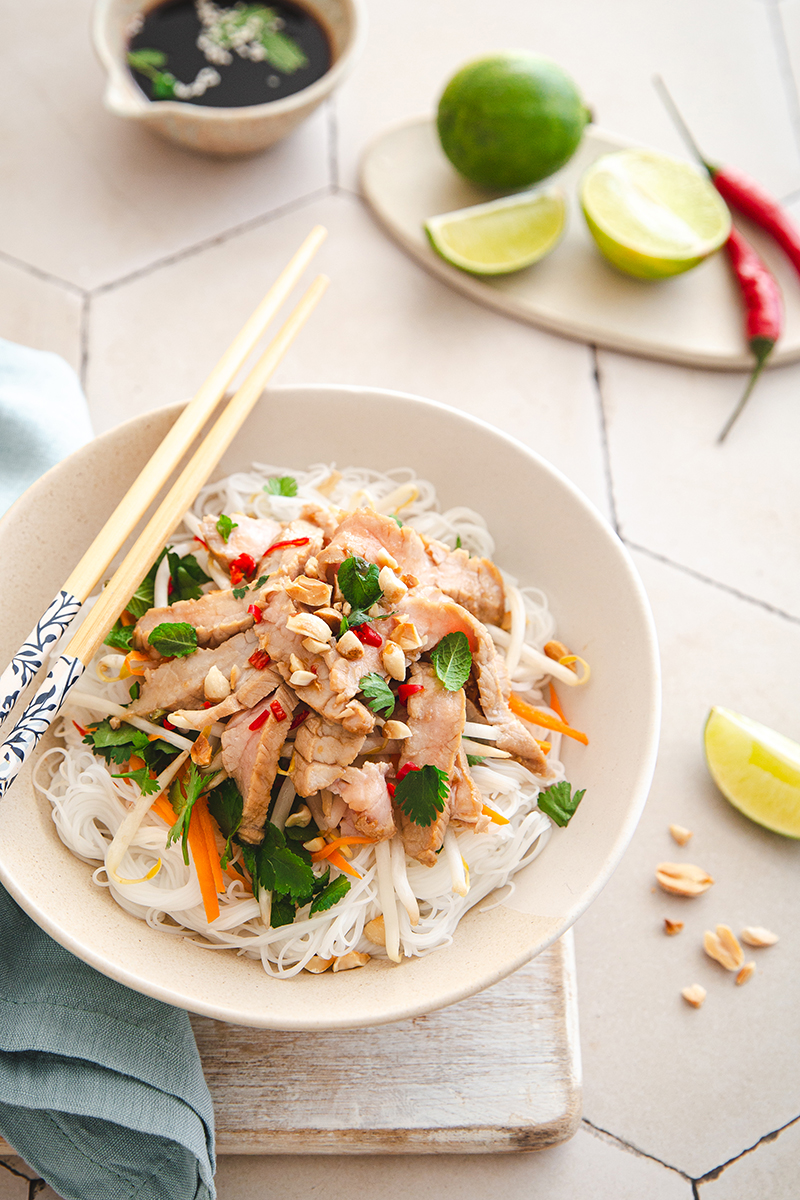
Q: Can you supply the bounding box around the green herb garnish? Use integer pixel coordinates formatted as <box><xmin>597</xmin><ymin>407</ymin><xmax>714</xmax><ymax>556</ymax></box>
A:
<box><xmin>338</xmin><ymin>555</ymin><xmax>382</xmax><ymax>611</ymax></box>
<box><xmin>216</xmin><ymin>514</ymin><xmax>238</xmax><ymax>544</ymax></box>
<box><xmin>241</xmin><ymin>823</ymin><xmax>315</xmax><ymax>902</ymax></box>
<box><xmin>127</xmin><ymin>48</ymin><xmax>177</xmax><ymax>100</ymax></box>
<box><xmin>394</xmin><ymin>764</ymin><xmax>449</xmax><ymax>827</ymax></box>
<box><xmin>264</xmin><ymin>475</ymin><xmax>298</xmax><ymax>497</ymax></box>
<box><xmin>167</xmin><ymin>762</ymin><xmax>207</xmax><ymax>864</ymax></box>
<box><xmin>359</xmin><ymin>673</ymin><xmax>396</xmax><ymax>717</ymax></box>
<box><xmin>232</xmin><ymin>586</ymin><xmax>248</xmax><ymax>600</ymax></box>
<box><xmin>126</xmin><ymin>548</ymin><xmax>168</xmax><ymax>619</ymax></box>
<box><xmin>455</xmin><ymin>535</ymin><xmax>462</xmax><ymax>549</ymax></box>
<box><xmin>466</xmin><ymin>754</ymin><xmax>486</xmax><ymax>767</ymax></box>
<box><xmin>537</xmin><ymin>781</ymin><xmax>586</xmax><ymax>828</ymax></box>
<box><xmin>147</xmin><ymin>621</ymin><xmax>198</xmax><ymax>658</ymax></box>
<box><xmin>104</xmin><ymin>619</ymin><xmax>134</xmax><ymax>653</ymax></box>
<box><xmin>167</xmin><ymin>551</ymin><xmax>211</xmax><ymax>604</ymax></box>
<box><xmin>430</xmin><ymin>631</ymin><xmax>472</xmax><ymax>691</ymax></box>
<box><xmin>112</xmin><ymin>766</ymin><xmax>161</xmax><ymax>795</ymax></box>
<box><xmin>310</xmin><ymin>875</ymin><xmax>351</xmax><ymax>914</ymax></box>
<box><xmin>84</xmin><ymin>720</ymin><xmax>149</xmax><ymax>765</ymax></box>
<box><xmin>207</xmin><ymin>777</ymin><xmax>243</xmax><ymax>868</ymax></box>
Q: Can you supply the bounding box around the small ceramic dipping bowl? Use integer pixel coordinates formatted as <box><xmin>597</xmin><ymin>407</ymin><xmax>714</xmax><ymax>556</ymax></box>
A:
<box><xmin>93</xmin><ymin>0</ymin><xmax>366</xmax><ymax>155</ymax></box>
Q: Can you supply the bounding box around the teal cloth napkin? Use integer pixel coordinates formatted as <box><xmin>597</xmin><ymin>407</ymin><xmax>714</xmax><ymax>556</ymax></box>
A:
<box><xmin>0</xmin><ymin>338</ymin><xmax>216</xmax><ymax>1199</ymax></box>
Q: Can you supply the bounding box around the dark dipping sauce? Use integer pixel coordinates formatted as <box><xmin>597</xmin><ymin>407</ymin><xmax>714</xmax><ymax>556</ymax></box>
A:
<box><xmin>129</xmin><ymin>0</ymin><xmax>331</xmax><ymax>107</ymax></box>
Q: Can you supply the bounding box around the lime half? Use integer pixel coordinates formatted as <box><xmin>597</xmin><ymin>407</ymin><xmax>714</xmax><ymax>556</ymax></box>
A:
<box><xmin>580</xmin><ymin>149</ymin><xmax>731</xmax><ymax>279</ymax></box>
<box><xmin>704</xmin><ymin>706</ymin><xmax>800</xmax><ymax>838</ymax></box>
<box><xmin>425</xmin><ymin>188</ymin><xmax>566</xmax><ymax>276</ymax></box>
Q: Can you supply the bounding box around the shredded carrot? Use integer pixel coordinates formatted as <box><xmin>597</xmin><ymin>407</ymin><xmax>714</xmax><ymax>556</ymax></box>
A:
<box><xmin>548</xmin><ymin>683</ymin><xmax>568</xmax><ymax>725</ymax></box>
<box><xmin>120</xmin><ymin>610</ymin><xmax>135</xmax><ymax>627</ymax></box>
<box><xmin>327</xmin><ymin>849</ymin><xmax>362</xmax><ymax>879</ymax></box>
<box><xmin>196</xmin><ymin>797</ymin><xmax>224</xmax><ymax>895</ymax></box>
<box><xmin>187</xmin><ymin>806</ymin><xmax>220</xmax><ymax>923</ymax></box>
<box><xmin>310</xmin><ymin>836</ymin><xmax>373</xmax><ymax>863</ymax></box>
<box><xmin>123</xmin><ymin>650</ymin><xmax>150</xmax><ymax>678</ymax></box>
<box><xmin>151</xmin><ymin>795</ymin><xmax>177</xmax><ymax>826</ymax></box>
<box><xmin>482</xmin><ymin>803</ymin><xmax>510</xmax><ymax>826</ymax></box>
<box><xmin>509</xmin><ymin>694</ymin><xmax>589</xmax><ymax>746</ymax></box>
<box><xmin>536</xmin><ymin>740</ymin><xmax>551</xmax><ymax>755</ymax></box>
<box><xmin>128</xmin><ymin>755</ymin><xmax>146</xmax><ymax>771</ymax></box>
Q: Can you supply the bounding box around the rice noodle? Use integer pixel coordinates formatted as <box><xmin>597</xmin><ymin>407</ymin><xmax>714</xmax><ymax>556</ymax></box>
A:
<box><xmin>34</xmin><ymin>462</ymin><xmax>579</xmax><ymax>978</ymax></box>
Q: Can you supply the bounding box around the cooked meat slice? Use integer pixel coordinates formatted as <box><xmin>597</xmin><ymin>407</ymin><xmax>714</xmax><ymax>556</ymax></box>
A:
<box><xmin>201</xmin><ymin>513</ymin><xmax>282</xmax><ymax>567</ymax></box>
<box><xmin>326</xmin><ymin>641</ymin><xmax>386</xmax><ymax>699</ymax></box>
<box><xmin>169</xmin><ymin>659</ymin><xmax>281</xmax><ymax>729</ymax></box>
<box><xmin>399</xmin><ymin>662</ymin><xmax>465</xmax><ymax>777</ymax></box>
<box><xmin>397</xmin><ymin>799</ymin><xmax>450</xmax><ymax>868</ymax></box>
<box><xmin>171</xmin><ymin>693</ymin><xmax>244</xmax><ymax>730</ymax></box>
<box><xmin>257</xmin><ymin>519</ymin><xmax>324</xmax><ymax>579</ymax></box>
<box><xmin>315</xmin><ymin>509</ymin><xmax>505</xmax><ymax>624</ymax></box>
<box><xmin>290</xmin><ymin>716</ymin><xmax>366</xmax><ymax>797</ymax></box>
<box><xmin>331</xmin><ymin>762</ymin><xmax>395</xmax><ymax>841</ymax></box>
<box><xmin>128</xmin><ymin>629</ymin><xmax>262</xmax><ymax>715</ymax></box>
<box><xmin>306</xmin><ymin>791</ymin><xmax>348</xmax><ymax>833</ymax></box>
<box><xmin>133</xmin><ymin>588</ymin><xmax>252</xmax><ymax>653</ymax></box>
<box><xmin>222</xmin><ymin>684</ymin><xmax>297</xmax><ymax>844</ymax></box>
<box><xmin>450</xmin><ymin>747</ymin><xmax>490</xmax><ymax>834</ymax></box>
<box><xmin>300</xmin><ymin>503</ymin><xmax>343</xmax><ymax>541</ymax></box>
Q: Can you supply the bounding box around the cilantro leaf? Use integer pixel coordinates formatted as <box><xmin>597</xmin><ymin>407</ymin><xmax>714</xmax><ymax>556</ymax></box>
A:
<box><xmin>242</xmin><ymin>824</ymin><xmax>315</xmax><ymax>903</ymax></box>
<box><xmin>207</xmin><ymin>778</ymin><xmax>243</xmax><ymax>868</ymax></box>
<box><xmin>84</xmin><ymin>720</ymin><xmax>149</xmax><ymax>765</ymax></box>
<box><xmin>264</xmin><ymin>475</ymin><xmax>298</xmax><ymax>497</ymax></box>
<box><xmin>167</xmin><ymin>762</ymin><xmax>207</xmax><ymax>864</ymax></box>
<box><xmin>537</xmin><ymin>781</ymin><xmax>586</xmax><ymax>828</ymax></box>
<box><xmin>466</xmin><ymin>754</ymin><xmax>486</xmax><ymax>767</ymax></box>
<box><xmin>147</xmin><ymin>622</ymin><xmax>198</xmax><ymax>658</ymax></box>
<box><xmin>359</xmin><ymin>673</ymin><xmax>395</xmax><ymax>717</ymax></box>
<box><xmin>126</xmin><ymin>548</ymin><xmax>168</xmax><ymax>619</ymax></box>
<box><xmin>455</xmin><ymin>535</ymin><xmax>462</xmax><ymax>549</ymax></box>
<box><xmin>390</xmin><ymin>515</ymin><xmax>403</xmax><ymax>528</ymax></box>
<box><xmin>104</xmin><ymin>619</ymin><xmax>134</xmax><ymax>652</ymax></box>
<box><xmin>253</xmin><ymin>575</ymin><xmax>269</xmax><ymax>589</ymax></box>
<box><xmin>338</xmin><ymin>555</ymin><xmax>382</xmax><ymax>611</ymax></box>
<box><xmin>112</xmin><ymin>766</ymin><xmax>161</xmax><ymax>795</ymax></box>
<box><xmin>310</xmin><ymin>875</ymin><xmax>351</xmax><ymax>914</ymax></box>
<box><xmin>394</xmin><ymin>764</ymin><xmax>449</xmax><ymax>827</ymax></box>
<box><xmin>216</xmin><ymin>514</ymin><xmax>238</xmax><ymax>544</ymax></box>
<box><xmin>232</xmin><ymin>586</ymin><xmax>248</xmax><ymax>600</ymax></box>
<box><xmin>431</xmin><ymin>632</ymin><xmax>472</xmax><ymax>691</ymax></box>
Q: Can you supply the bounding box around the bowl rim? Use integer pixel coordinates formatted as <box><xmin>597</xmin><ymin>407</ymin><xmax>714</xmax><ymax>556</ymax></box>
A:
<box><xmin>0</xmin><ymin>383</ymin><xmax>661</xmax><ymax>1026</ymax></box>
<box><xmin>92</xmin><ymin>0</ymin><xmax>368</xmax><ymax>121</ymax></box>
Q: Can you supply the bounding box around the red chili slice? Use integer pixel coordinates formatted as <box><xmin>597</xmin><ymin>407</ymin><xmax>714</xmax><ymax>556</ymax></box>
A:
<box><xmin>194</xmin><ymin>536</ymin><xmax>209</xmax><ymax>550</ymax></box>
<box><xmin>229</xmin><ymin>565</ymin><xmax>244</xmax><ymax>587</ymax></box>
<box><xmin>167</xmin><ymin>578</ymin><xmax>175</xmax><ymax>596</ymax></box>
<box><xmin>266</xmin><ymin>537</ymin><xmax>310</xmax><ymax>554</ymax></box>
<box><xmin>353</xmin><ymin>624</ymin><xmax>382</xmax><ymax>647</ymax></box>
<box><xmin>248</xmin><ymin>604</ymin><xmax>263</xmax><ymax>624</ymax></box>
<box><xmin>289</xmin><ymin>708</ymin><xmax>309</xmax><ymax>730</ymax></box>
<box><xmin>386</xmin><ymin>780</ymin><xmax>396</xmax><ymax>798</ymax></box>
<box><xmin>248</xmin><ymin>649</ymin><xmax>271</xmax><ymax>670</ymax></box>
<box><xmin>398</xmin><ymin>683</ymin><xmax>424</xmax><ymax>703</ymax></box>
<box><xmin>162</xmin><ymin>717</ymin><xmax>175</xmax><ymax>732</ymax></box>
<box><xmin>249</xmin><ymin>708</ymin><xmax>270</xmax><ymax>731</ymax></box>
<box><xmin>396</xmin><ymin>762</ymin><xmax>419</xmax><ymax>782</ymax></box>
<box><xmin>270</xmin><ymin>699</ymin><xmax>287</xmax><ymax>722</ymax></box>
<box><xmin>73</xmin><ymin>720</ymin><xmax>88</xmax><ymax>738</ymax></box>
<box><xmin>203</xmin><ymin>701</ymin><xmax>212</xmax><ymax>709</ymax></box>
<box><xmin>230</xmin><ymin>553</ymin><xmax>257</xmax><ymax>581</ymax></box>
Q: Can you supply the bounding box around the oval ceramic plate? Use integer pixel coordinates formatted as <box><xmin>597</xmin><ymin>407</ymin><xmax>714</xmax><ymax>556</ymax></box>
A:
<box><xmin>361</xmin><ymin>118</ymin><xmax>800</xmax><ymax>371</ymax></box>
<box><xmin>0</xmin><ymin>386</ymin><xmax>660</xmax><ymax>1029</ymax></box>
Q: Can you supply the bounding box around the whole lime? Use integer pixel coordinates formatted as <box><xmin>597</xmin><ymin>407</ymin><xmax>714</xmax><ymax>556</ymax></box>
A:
<box><xmin>437</xmin><ymin>53</ymin><xmax>591</xmax><ymax>190</ymax></box>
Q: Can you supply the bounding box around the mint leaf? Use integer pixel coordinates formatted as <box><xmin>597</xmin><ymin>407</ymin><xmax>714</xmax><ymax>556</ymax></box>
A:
<box><xmin>147</xmin><ymin>621</ymin><xmax>198</xmax><ymax>658</ymax></box>
<box><xmin>207</xmin><ymin>778</ymin><xmax>243</xmax><ymax>868</ymax></box>
<box><xmin>167</xmin><ymin>762</ymin><xmax>206</xmax><ymax>864</ymax></box>
<box><xmin>537</xmin><ymin>781</ymin><xmax>586</xmax><ymax>828</ymax></box>
<box><xmin>216</xmin><ymin>514</ymin><xmax>238</xmax><ymax>544</ymax></box>
<box><xmin>338</xmin><ymin>555</ymin><xmax>382</xmax><ymax>611</ymax></box>
<box><xmin>431</xmin><ymin>631</ymin><xmax>472</xmax><ymax>691</ymax></box>
<box><xmin>167</xmin><ymin>550</ymin><xmax>211</xmax><ymax>604</ymax></box>
<box><xmin>104</xmin><ymin>619</ymin><xmax>133</xmax><ymax>652</ymax></box>
<box><xmin>466</xmin><ymin>754</ymin><xmax>485</xmax><ymax>767</ymax></box>
<box><xmin>270</xmin><ymin>893</ymin><xmax>297</xmax><ymax>927</ymax></box>
<box><xmin>394</xmin><ymin>764</ymin><xmax>449</xmax><ymax>827</ymax></box>
<box><xmin>359</xmin><ymin>673</ymin><xmax>395</xmax><ymax>717</ymax></box>
<box><xmin>126</xmin><ymin>548</ymin><xmax>168</xmax><ymax>619</ymax></box>
<box><xmin>112</xmin><ymin>766</ymin><xmax>161</xmax><ymax>795</ymax></box>
<box><xmin>264</xmin><ymin>475</ymin><xmax>298</xmax><ymax>497</ymax></box>
<box><xmin>128</xmin><ymin>681</ymin><xmax>140</xmax><ymax>701</ymax></box>
<box><xmin>310</xmin><ymin>875</ymin><xmax>351</xmax><ymax>914</ymax></box>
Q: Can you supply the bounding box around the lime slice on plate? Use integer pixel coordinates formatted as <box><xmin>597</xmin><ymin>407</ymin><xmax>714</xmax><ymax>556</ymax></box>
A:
<box><xmin>425</xmin><ymin>188</ymin><xmax>567</xmax><ymax>276</ymax></box>
<box><xmin>704</xmin><ymin>706</ymin><xmax>800</xmax><ymax>837</ymax></box>
<box><xmin>580</xmin><ymin>149</ymin><xmax>731</xmax><ymax>279</ymax></box>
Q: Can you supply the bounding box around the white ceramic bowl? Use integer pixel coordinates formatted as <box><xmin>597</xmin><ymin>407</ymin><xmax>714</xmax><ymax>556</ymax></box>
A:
<box><xmin>0</xmin><ymin>385</ymin><xmax>660</xmax><ymax>1029</ymax></box>
<box><xmin>93</xmin><ymin>0</ymin><xmax>366</xmax><ymax>155</ymax></box>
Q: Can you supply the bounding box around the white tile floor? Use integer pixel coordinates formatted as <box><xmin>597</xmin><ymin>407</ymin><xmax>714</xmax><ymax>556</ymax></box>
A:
<box><xmin>2</xmin><ymin>0</ymin><xmax>800</xmax><ymax>1195</ymax></box>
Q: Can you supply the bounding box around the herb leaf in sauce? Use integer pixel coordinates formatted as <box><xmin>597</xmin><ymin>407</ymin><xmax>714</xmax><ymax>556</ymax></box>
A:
<box><xmin>431</xmin><ymin>631</ymin><xmax>472</xmax><ymax>691</ymax></box>
<box><xmin>147</xmin><ymin>621</ymin><xmax>198</xmax><ymax>658</ymax></box>
<box><xmin>394</xmin><ymin>764</ymin><xmax>449</xmax><ymax>827</ymax></box>
<box><xmin>537</xmin><ymin>780</ymin><xmax>586</xmax><ymax>828</ymax></box>
<box><xmin>359</xmin><ymin>673</ymin><xmax>395</xmax><ymax>717</ymax></box>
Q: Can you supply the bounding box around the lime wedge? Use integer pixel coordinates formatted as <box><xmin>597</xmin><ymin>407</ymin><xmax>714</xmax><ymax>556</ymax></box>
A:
<box><xmin>580</xmin><ymin>149</ymin><xmax>731</xmax><ymax>279</ymax></box>
<box><xmin>704</xmin><ymin>706</ymin><xmax>800</xmax><ymax>838</ymax></box>
<box><xmin>425</xmin><ymin>188</ymin><xmax>566</xmax><ymax>275</ymax></box>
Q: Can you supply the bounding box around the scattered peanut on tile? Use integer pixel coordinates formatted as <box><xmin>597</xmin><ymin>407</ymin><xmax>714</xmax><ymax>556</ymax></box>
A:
<box><xmin>736</xmin><ymin>962</ymin><xmax>756</xmax><ymax>986</ymax></box>
<box><xmin>681</xmin><ymin>984</ymin><xmax>707</xmax><ymax>1008</ymax></box>
<box><xmin>655</xmin><ymin>862</ymin><xmax>714</xmax><ymax>897</ymax></box>
<box><xmin>664</xmin><ymin>918</ymin><xmax>684</xmax><ymax>936</ymax></box>
<box><xmin>703</xmin><ymin>925</ymin><xmax>744</xmax><ymax>972</ymax></box>
<box><xmin>669</xmin><ymin>824</ymin><xmax>693</xmax><ymax>846</ymax></box>
<box><xmin>740</xmin><ymin>926</ymin><xmax>779</xmax><ymax>947</ymax></box>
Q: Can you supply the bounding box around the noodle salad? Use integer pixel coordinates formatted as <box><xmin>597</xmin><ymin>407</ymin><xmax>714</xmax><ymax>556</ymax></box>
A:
<box><xmin>34</xmin><ymin>463</ymin><xmax>590</xmax><ymax>979</ymax></box>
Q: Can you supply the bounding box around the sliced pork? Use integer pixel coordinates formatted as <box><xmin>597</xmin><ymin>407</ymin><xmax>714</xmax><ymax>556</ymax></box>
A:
<box><xmin>201</xmin><ymin>513</ymin><xmax>282</xmax><ymax>567</ymax></box>
<box><xmin>450</xmin><ymin>747</ymin><xmax>490</xmax><ymax>834</ymax></box>
<box><xmin>128</xmin><ymin>629</ymin><xmax>263</xmax><ymax>715</ymax></box>
<box><xmin>133</xmin><ymin>588</ymin><xmax>252</xmax><ymax>654</ymax></box>
<box><xmin>331</xmin><ymin>762</ymin><xmax>395</xmax><ymax>842</ymax></box>
<box><xmin>221</xmin><ymin>684</ymin><xmax>297</xmax><ymax>844</ymax></box>
<box><xmin>290</xmin><ymin>715</ymin><xmax>366</xmax><ymax>796</ymax></box>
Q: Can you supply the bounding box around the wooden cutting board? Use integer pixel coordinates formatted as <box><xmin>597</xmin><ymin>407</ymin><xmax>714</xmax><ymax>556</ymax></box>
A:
<box><xmin>193</xmin><ymin>932</ymin><xmax>580</xmax><ymax>1155</ymax></box>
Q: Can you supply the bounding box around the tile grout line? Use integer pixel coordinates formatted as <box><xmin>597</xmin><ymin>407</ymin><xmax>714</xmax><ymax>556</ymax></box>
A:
<box><xmin>79</xmin><ymin>293</ymin><xmax>91</xmax><ymax>393</ymax></box>
<box><xmin>590</xmin><ymin>346</ymin><xmax>620</xmax><ymax>535</ymax></box>
<box><xmin>625</xmin><ymin>540</ymin><xmax>800</xmax><ymax>627</ymax></box>
<box><xmin>88</xmin><ymin>185</ymin><xmax>335</xmax><ymax>298</ymax></box>
<box><xmin>694</xmin><ymin>1111</ymin><xmax>800</xmax><ymax>1187</ymax></box>
<box><xmin>581</xmin><ymin>1118</ymin><xmax>692</xmax><ymax>1181</ymax></box>
<box><xmin>0</xmin><ymin>248</ymin><xmax>85</xmax><ymax>299</ymax></box>
<box><xmin>765</xmin><ymin>0</ymin><xmax>800</xmax><ymax>161</ymax></box>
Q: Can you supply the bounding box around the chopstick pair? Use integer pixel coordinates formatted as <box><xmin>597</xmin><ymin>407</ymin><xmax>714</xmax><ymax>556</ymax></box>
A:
<box><xmin>0</xmin><ymin>233</ymin><xmax>329</xmax><ymax>799</ymax></box>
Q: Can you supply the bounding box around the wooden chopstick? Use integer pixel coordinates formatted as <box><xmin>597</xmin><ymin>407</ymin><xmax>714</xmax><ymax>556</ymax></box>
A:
<box><xmin>0</xmin><ymin>225</ymin><xmax>326</xmax><ymax>729</ymax></box>
<box><xmin>0</xmin><ymin>273</ymin><xmax>328</xmax><ymax>798</ymax></box>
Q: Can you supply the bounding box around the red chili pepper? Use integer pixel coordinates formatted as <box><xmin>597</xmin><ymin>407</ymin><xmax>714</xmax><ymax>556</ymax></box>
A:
<box><xmin>249</xmin><ymin>708</ymin><xmax>270</xmax><ymax>731</ymax></box>
<box><xmin>717</xmin><ymin>228</ymin><xmax>783</xmax><ymax>442</ymax></box>
<box><xmin>229</xmin><ymin>553</ymin><xmax>257</xmax><ymax>583</ymax></box>
<box><xmin>270</xmin><ymin>699</ymin><xmax>287</xmax><ymax>722</ymax></box>
<box><xmin>396</xmin><ymin>762</ymin><xmax>419</xmax><ymax>782</ymax></box>
<box><xmin>289</xmin><ymin>708</ymin><xmax>309</xmax><ymax>730</ymax></box>
<box><xmin>353</xmin><ymin>623</ymin><xmax>382</xmax><ymax>647</ymax></box>
<box><xmin>203</xmin><ymin>701</ymin><xmax>212</xmax><ymax>709</ymax></box>
<box><xmin>248</xmin><ymin>649</ymin><xmax>271</xmax><ymax>670</ymax></box>
<box><xmin>247</xmin><ymin>604</ymin><xmax>263</xmax><ymax>624</ymax></box>
<box><xmin>162</xmin><ymin>717</ymin><xmax>175</xmax><ymax>732</ymax></box>
<box><xmin>386</xmin><ymin>780</ymin><xmax>396</xmax><ymax>798</ymax></box>
<box><xmin>709</xmin><ymin>166</ymin><xmax>800</xmax><ymax>278</ymax></box>
<box><xmin>266</xmin><ymin>537</ymin><xmax>310</xmax><ymax>554</ymax></box>
<box><xmin>73</xmin><ymin>720</ymin><xmax>88</xmax><ymax>738</ymax></box>
<box><xmin>398</xmin><ymin>683</ymin><xmax>424</xmax><ymax>704</ymax></box>
<box><xmin>167</xmin><ymin>578</ymin><xmax>174</xmax><ymax>596</ymax></box>
<box><xmin>194</xmin><ymin>536</ymin><xmax>209</xmax><ymax>550</ymax></box>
